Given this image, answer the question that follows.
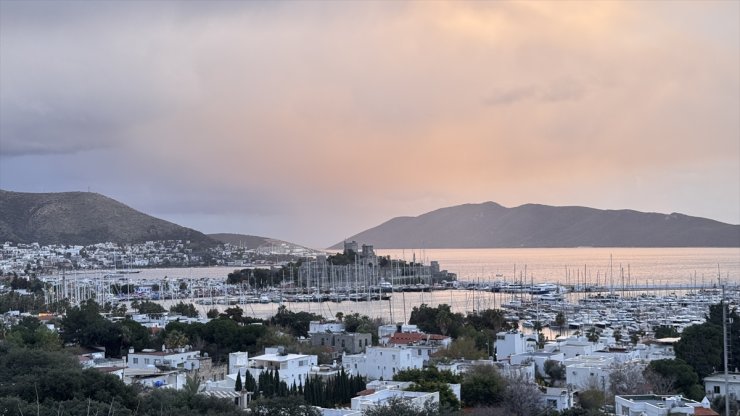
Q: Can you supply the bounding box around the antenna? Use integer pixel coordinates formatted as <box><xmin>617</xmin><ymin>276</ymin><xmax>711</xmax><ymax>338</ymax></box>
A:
<box><xmin>721</xmin><ymin>277</ymin><xmax>730</xmax><ymax>416</ymax></box>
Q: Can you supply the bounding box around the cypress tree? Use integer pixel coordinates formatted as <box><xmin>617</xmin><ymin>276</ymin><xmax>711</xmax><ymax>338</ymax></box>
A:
<box><xmin>273</xmin><ymin>369</ymin><xmax>281</xmax><ymax>395</ymax></box>
<box><xmin>235</xmin><ymin>370</ymin><xmax>243</xmax><ymax>392</ymax></box>
<box><xmin>245</xmin><ymin>370</ymin><xmax>256</xmax><ymax>392</ymax></box>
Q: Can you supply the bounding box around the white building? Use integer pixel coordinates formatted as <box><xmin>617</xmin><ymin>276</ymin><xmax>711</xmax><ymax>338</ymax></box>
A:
<box><xmin>123</xmin><ymin>368</ymin><xmax>186</xmax><ymax>390</ymax></box>
<box><xmin>126</xmin><ymin>348</ymin><xmax>202</xmax><ymax>371</ymax></box>
<box><xmin>495</xmin><ymin>331</ymin><xmax>532</xmax><ymax>361</ymax></box>
<box><xmin>378</xmin><ymin>324</ymin><xmax>420</xmax><ymax>339</ymax></box>
<box><xmin>342</xmin><ymin>346</ymin><xmax>424</xmax><ymax>381</ymax></box>
<box><xmin>542</xmin><ymin>387</ymin><xmax>574</xmax><ymax>412</ymax></box>
<box><xmin>591</xmin><ymin>347</ymin><xmax>642</xmax><ymax>363</ymax></box>
<box><xmin>544</xmin><ymin>336</ymin><xmax>602</xmax><ymax>359</ymax></box>
<box><xmin>704</xmin><ymin>372</ymin><xmax>740</xmax><ymax>401</ymax></box>
<box><xmin>510</xmin><ymin>351</ymin><xmax>565</xmax><ymax>377</ymax></box>
<box><xmin>247</xmin><ymin>348</ymin><xmax>317</xmax><ymax>387</ymax></box>
<box><xmin>564</xmin><ymin>355</ymin><xmax>614</xmax><ymax>390</ymax></box>
<box><xmin>229</xmin><ymin>351</ymin><xmax>249</xmax><ymax>375</ymax></box>
<box><xmin>309</xmin><ymin>321</ymin><xmax>345</xmax><ymax>334</ymax></box>
<box><xmin>351</xmin><ymin>389</ymin><xmax>439</xmax><ymax>413</ymax></box>
<box><xmin>614</xmin><ymin>394</ymin><xmax>717</xmax><ymax>416</ymax></box>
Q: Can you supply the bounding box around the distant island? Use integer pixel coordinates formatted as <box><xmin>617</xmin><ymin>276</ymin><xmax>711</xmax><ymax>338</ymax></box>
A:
<box><xmin>331</xmin><ymin>202</ymin><xmax>740</xmax><ymax>249</ymax></box>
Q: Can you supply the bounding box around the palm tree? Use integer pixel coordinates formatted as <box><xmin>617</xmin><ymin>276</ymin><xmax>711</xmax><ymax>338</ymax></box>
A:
<box><xmin>184</xmin><ymin>374</ymin><xmax>201</xmax><ymax>397</ymax></box>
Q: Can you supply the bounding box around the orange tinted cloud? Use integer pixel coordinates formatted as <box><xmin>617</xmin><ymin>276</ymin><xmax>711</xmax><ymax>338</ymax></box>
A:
<box><xmin>1</xmin><ymin>1</ymin><xmax>738</xmax><ymax>246</ymax></box>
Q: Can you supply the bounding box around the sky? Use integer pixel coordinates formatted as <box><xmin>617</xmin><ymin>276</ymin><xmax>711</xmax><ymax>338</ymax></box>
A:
<box><xmin>1</xmin><ymin>1</ymin><xmax>738</xmax><ymax>249</ymax></box>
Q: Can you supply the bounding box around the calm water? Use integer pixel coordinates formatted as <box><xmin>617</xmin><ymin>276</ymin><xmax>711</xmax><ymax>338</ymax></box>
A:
<box><xmin>378</xmin><ymin>247</ymin><xmax>740</xmax><ymax>285</ymax></box>
<box><xmin>121</xmin><ymin>248</ymin><xmax>739</xmax><ymax>323</ymax></box>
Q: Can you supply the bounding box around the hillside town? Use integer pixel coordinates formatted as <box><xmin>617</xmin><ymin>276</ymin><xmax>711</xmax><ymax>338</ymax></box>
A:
<box><xmin>1</xmin><ymin>260</ymin><xmax>737</xmax><ymax>415</ymax></box>
<box><xmin>0</xmin><ymin>240</ymin><xmax>318</xmax><ymax>275</ymax></box>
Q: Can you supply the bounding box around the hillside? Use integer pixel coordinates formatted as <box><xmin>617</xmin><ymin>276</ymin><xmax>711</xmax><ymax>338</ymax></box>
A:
<box><xmin>208</xmin><ymin>233</ymin><xmax>274</xmax><ymax>248</ymax></box>
<box><xmin>208</xmin><ymin>233</ymin><xmax>318</xmax><ymax>253</ymax></box>
<box><xmin>331</xmin><ymin>202</ymin><xmax>740</xmax><ymax>249</ymax></box>
<box><xmin>0</xmin><ymin>190</ymin><xmax>217</xmax><ymax>247</ymax></box>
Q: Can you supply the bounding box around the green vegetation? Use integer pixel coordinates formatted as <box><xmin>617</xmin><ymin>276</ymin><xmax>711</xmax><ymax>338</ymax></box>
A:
<box><xmin>394</xmin><ymin>367</ymin><xmax>462</xmax><ymax>411</ymax></box>
<box><xmin>644</xmin><ymin>359</ymin><xmax>703</xmax><ymax>400</ymax></box>
<box><xmin>342</xmin><ymin>312</ymin><xmax>381</xmax><ymax>344</ymax></box>
<box><xmin>409</xmin><ymin>304</ymin><xmax>511</xmax><ymax>358</ymax></box>
<box><xmin>302</xmin><ymin>368</ymin><xmax>367</xmax><ymax>407</ymax></box>
<box><xmin>249</xmin><ymin>396</ymin><xmax>321</xmax><ymax>416</ymax></box>
<box><xmin>460</xmin><ymin>364</ymin><xmax>507</xmax><ymax>407</ymax></box>
<box><xmin>653</xmin><ymin>325</ymin><xmax>679</xmax><ymax>338</ymax></box>
<box><xmin>362</xmin><ymin>396</ymin><xmax>442</xmax><ymax>416</ymax></box>
<box><xmin>170</xmin><ymin>301</ymin><xmax>199</xmax><ymax>317</ymax></box>
<box><xmin>0</xmin><ymin>343</ymin><xmax>242</xmax><ymax>416</ymax></box>
<box><xmin>270</xmin><ymin>305</ymin><xmax>324</xmax><ymax>338</ymax></box>
<box><xmin>675</xmin><ymin>303</ymin><xmax>739</xmax><ymax>379</ymax></box>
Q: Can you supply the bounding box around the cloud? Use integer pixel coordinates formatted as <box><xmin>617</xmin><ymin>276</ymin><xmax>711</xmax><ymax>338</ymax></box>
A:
<box><xmin>0</xmin><ymin>1</ymin><xmax>737</xmax><ymax>246</ymax></box>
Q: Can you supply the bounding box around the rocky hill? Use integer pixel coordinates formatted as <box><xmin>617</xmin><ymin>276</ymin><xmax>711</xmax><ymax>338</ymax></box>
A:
<box><xmin>332</xmin><ymin>202</ymin><xmax>740</xmax><ymax>249</ymax></box>
<box><xmin>0</xmin><ymin>190</ymin><xmax>217</xmax><ymax>247</ymax></box>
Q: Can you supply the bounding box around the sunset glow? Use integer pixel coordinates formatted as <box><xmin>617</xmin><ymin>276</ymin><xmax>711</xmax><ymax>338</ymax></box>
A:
<box><xmin>1</xmin><ymin>1</ymin><xmax>738</xmax><ymax>247</ymax></box>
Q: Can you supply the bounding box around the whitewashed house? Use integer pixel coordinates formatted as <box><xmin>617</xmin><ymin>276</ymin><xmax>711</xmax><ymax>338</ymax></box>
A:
<box><xmin>351</xmin><ymin>389</ymin><xmax>439</xmax><ymax>413</ymax></box>
<box><xmin>614</xmin><ymin>394</ymin><xmax>717</xmax><ymax>416</ymax></box>
<box><xmin>309</xmin><ymin>321</ymin><xmax>345</xmax><ymax>334</ymax></box>
<box><xmin>704</xmin><ymin>372</ymin><xmax>740</xmax><ymax>401</ymax></box>
<box><xmin>495</xmin><ymin>331</ymin><xmax>531</xmax><ymax>361</ymax></box>
<box><xmin>342</xmin><ymin>346</ymin><xmax>424</xmax><ymax>381</ymax></box>
<box><xmin>126</xmin><ymin>347</ymin><xmax>201</xmax><ymax>370</ymax></box>
<box><xmin>247</xmin><ymin>348</ymin><xmax>317</xmax><ymax>387</ymax></box>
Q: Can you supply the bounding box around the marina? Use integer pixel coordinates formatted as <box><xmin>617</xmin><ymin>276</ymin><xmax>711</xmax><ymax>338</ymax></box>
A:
<box><xmin>31</xmin><ymin>247</ymin><xmax>740</xmax><ymax>340</ymax></box>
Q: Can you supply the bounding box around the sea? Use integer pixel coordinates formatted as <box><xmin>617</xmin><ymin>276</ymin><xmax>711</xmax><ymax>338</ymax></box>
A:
<box><xmin>105</xmin><ymin>247</ymin><xmax>740</xmax><ymax>323</ymax></box>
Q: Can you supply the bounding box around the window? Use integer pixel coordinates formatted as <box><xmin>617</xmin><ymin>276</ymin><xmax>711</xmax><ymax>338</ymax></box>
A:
<box><xmin>418</xmin><ymin>349</ymin><xmax>422</xmax><ymax>356</ymax></box>
<box><xmin>321</xmin><ymin>339</ymin><xmax>325</xmax><ymax>346</ymax></box>
<box><xmin>714</xmin><ymin>385</ymin><xmax>721</xmax><ymax>394</ymax></box>
<box><xmin>145</xmin><ymin>358</ymin><xmax>150</xmax><ymax>365</ymax></box>
<box><xmin>133</xmin><ymin>358</ymin><xmax>139</xmax><ymax>364</ymax></box>
<box><xmin>547</xmin><ymin>399</ymin><xmax>557</xmax><ymax>408</ymax></box>
<box><xmin>341</xmin><ymin>340</ymin><xmax>345</xmax><ymax>348</ymax></box>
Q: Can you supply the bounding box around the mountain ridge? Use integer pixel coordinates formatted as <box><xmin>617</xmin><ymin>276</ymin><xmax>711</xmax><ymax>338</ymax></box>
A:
<box><xmin>330</xmin><ymin>201</ymin><xmax>740</xmax><ymax>249</ymax></box>
<box><xmin>0</xmin><ymin>190</ymin><xmax>217</xmax><ymax>247</ymax></box>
